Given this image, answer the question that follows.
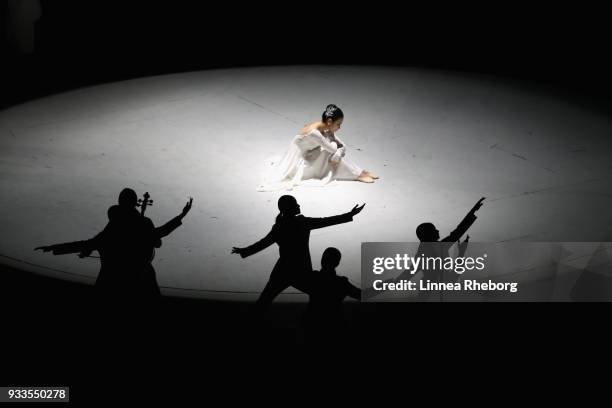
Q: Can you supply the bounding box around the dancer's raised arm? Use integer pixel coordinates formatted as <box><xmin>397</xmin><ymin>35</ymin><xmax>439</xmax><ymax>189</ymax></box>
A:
<box><xmin>156</xmin><ymin>197</ymin><xmax>193</xmax><ymax>240</ymax></box>
<box><xmin>442</xmin><ymin>198</ymin><xmax>485</xmax><ymax>243</ymax></box>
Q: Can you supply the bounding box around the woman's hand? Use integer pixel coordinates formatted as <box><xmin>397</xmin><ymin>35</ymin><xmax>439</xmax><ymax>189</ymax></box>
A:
<box><xmin>330</xmin><ymin>157</ymin><xmax>340</xmax><ymax>169</ymax></box>
<box><xmin>232</xmin><ymin>247</ymin><xmax>245</xmax><ymax>257</ymax></box>
<box><xmin>329</xmin><ymin>135</ymin><xmax>343</xmax><ymax>149</ymax></box>
<box><xmin>330</xmin><ymin>146</ymin><xmax>345</xmax><ymax>166</ymax></box>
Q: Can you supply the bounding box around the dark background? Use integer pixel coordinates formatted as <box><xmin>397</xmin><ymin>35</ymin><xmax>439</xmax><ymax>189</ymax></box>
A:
<box><xmin>1</xmin><ymin>1</ymin><xmax>610</xmax><ymax>394</ymax></box>
<box><xmin>1</xmin><ymin>1</ymin><xmax>612</xmax><ymax>110</ymax></box>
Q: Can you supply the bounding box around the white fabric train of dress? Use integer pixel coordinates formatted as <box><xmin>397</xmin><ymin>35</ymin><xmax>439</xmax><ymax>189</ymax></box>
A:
<box><xmin>257</xmin><ymin>128</ymin><xmax>363</xmax><ymax>191</ymax></box>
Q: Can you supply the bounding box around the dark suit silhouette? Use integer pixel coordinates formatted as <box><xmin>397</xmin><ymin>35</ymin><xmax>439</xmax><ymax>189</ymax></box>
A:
<box><xmin>412</xmin><ymin>197</ymin><xmax>484</xmax><ymax>300</ymax></box>
<box><xmin>86</xmin><ymin>204</ymin><xmax>184</xmax><ymax>300</ymax></box>
<box><xmin>233</xmin><ymin>195</ymin><xmax>365</xmax><ymax>307</ymax></box>
<box><xmin>302</xmin><ymin>247</ymin><xmax>360</xmax><ymax>344</ymax></box>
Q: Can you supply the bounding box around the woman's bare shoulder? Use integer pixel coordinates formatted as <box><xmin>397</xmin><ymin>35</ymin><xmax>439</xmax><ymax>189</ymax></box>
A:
<box><xmin>299</xmin><ymin>121</ymin><xmax>322</xmax><ymax>135</ymax></box>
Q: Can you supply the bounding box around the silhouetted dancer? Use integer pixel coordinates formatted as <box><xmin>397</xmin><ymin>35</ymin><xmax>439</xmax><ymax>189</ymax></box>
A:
<box><xmin>35</xmin><ymin>188</ymin><xmax>193</xmax><ymax>309</ymax></box>
<box><xmin>363</xmin><ymin>197</ymin><xmax>485</xmax><ymax>301</ymax></box>
<box><xmin>303</xmin><ymin>247</ymin><xmax>360</xmax><ymax>344</ymax></box>
<box><xmin>414</xmin><ymin>197</ymin><xmax>485</xmax><ymax>301</ymax></box>
<box><xmin>232</xmin><ymin>195</ymin><xmax>365</xmax><ymax>310</ymax></box>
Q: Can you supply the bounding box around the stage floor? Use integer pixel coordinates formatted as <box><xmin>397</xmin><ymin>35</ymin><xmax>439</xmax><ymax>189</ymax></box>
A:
<box><xmin>1</xmin><ymin>66</ymin><xmax>611</xmax><ymax>301</ymax></box>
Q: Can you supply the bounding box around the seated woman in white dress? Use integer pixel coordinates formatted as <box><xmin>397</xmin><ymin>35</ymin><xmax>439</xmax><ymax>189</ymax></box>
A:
<box><xmin>257</xmin><ymin>104</ymin><xmax>379</xmax><ymax>191</ymax></box>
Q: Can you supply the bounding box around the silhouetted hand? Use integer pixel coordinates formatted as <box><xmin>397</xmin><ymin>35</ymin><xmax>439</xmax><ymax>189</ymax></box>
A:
<box><xmin>34</xmin><ymin>246</ymin><xmax>52</xmax><ymax>252</ymax></box>
<box><xmin>470</xmin><ymin>197</ymin><xmax>485</xmax><ymax>214</ymax></box>
<box><xmin>232</xmin><ymin>247</ymin><xmax>245</xmax><ymax>258</ymax></box>
<box><xmin>350</xmin><ymin>203</ymin><xmax>366</xmax><ymax>216</ymax></box>
<box><xmin>180</xmin><ymin>197</ymin><xmax>193</xmax><ymax>219</ymax></box>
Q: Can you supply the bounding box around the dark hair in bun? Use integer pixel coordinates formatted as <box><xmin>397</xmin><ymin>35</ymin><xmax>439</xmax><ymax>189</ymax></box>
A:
<box><xmin>321</xmin><ymin>104</ymin><xmax>344</xmax><ymax>122</ymax></box>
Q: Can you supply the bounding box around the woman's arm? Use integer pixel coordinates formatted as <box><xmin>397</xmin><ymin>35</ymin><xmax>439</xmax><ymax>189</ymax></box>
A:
<box><xmin>330</xmin><ymin>146</ymin><xmax>345</xmax><ymax>164</ymax></box>
<box><xmin>331</xmin><ymin>133</ymin><xmax>345</xmax><ymax>149</ymax></box>
<box><xmin>329</xmin><ymin>134</ymin><xmax>346</xmax><ymax>163</ymax></box>
<box><xmin>309</xmin><ymin>129</ymin><xmax>339</xmax><ymax>154</ymax></box>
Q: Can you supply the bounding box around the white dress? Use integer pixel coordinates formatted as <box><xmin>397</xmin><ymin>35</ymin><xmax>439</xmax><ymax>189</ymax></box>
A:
<box><xmin>257</xmin><ymin>128</ymin><xmax>364</xmax><ymax>191</ymax></box>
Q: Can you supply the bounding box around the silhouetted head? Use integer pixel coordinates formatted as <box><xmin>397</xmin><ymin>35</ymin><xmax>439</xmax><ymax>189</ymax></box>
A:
<box><xmin>275</xmin><ymin>195</ymin><xmax>301</xmax><ymax>223</ymax></box>
<box><xmin>118</xmin><ymin>188</ymin><xmax>138</xmax><ymax>208</ymax></box>
<box><xmin>278</xmin><ymin>195</ymin><xmax>300</xmax><ymax>216</ymax></box>
<box><xmin>107</xmin><ymin>205</ymin><xmax>121</xmax><ymax>220</ymax></box>
<box><xmin>321</xmin><ymin>247</ymin><xmax>342</xmax><ymax>270</ymax></box>
<box><xmin>321</xmin><ymin>104</ymin><xmax>344</xmax><ymax>133</ymax></box>
<box><xmin>416</xmin><ymin>222</ymin><xmax>440</xmax><ymax>241</ymax></box>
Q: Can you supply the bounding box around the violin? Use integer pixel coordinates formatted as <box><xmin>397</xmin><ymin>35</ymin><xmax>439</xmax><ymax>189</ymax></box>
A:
<box><xmin>136</xmin><ymin>192</ymin><xmax>157</xmax><ymax>262</ymax></box>
<box><xmin>137</xmin><ymin>192</ymin><xmax>153</xmax><ymax>216</ymax></box>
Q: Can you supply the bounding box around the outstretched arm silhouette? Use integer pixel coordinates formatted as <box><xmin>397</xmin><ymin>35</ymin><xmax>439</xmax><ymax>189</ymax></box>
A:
<box><xmin>231</xmin><ymin>204</ymin><xmax>364</xmax><ymax>257</ymax></box>
<box><xmin>442</xmin><ymin>198</ymin><xmax>484</xmax><ymax>243</ymax></box>
<box><xmin>304</xmin><ymin>203</ymin><xmax>365</xmax><ymax>230</ymax></box>
<box><xmin>35</xmin><ymin>197</ymin><xmax>194</xmax><ymax>256</ymax></box>
<box><xmin>35</xmin><ymin>229</ymin><xmax>105</xmax><ymax>258</ymax></box>
<box><xmin>232</xmin><ymin>226</ymin><xmax>277</xmax><ymax>258</ymax></box>
<box><xmin>156</xmin><ymin>197</ymin><xmax>193</xmax><ymax>240</ymax></box>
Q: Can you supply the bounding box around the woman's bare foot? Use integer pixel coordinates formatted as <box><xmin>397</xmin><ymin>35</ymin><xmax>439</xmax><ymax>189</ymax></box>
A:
<box><xmin>357</xmin><ymin>174</ymin><xmax>375</xmax><ymax>183</ymax></box>
<box><xmin>363</xmin><ymin>170</ymin><xmax>379</xmax><ymax>179</ymax></box>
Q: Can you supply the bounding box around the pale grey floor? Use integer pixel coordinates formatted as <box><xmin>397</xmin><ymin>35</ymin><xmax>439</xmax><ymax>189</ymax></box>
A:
<box><xmin>1</xmin><ymin>66</ymin><xmax>611</xmax><ymax>301</ymax></box>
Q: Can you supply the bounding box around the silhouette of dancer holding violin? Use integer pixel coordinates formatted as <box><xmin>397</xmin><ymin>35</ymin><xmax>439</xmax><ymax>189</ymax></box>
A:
<box><xmin>232</xmin><ymin>195</ymin><xmax>365</xmax><ymax>308</ymax></box>
<box><xmin>35</xmin><ymin>188</ymin><xmax>193</xmax><ymax>306</ymax></box>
